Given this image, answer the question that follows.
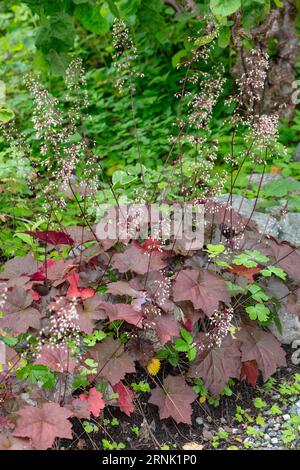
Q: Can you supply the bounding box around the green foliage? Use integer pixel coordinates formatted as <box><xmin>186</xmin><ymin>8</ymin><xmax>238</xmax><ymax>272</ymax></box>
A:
<box><xmin>210</xmin><ymin>0</ymin><xmax>241</xmax><ymax>17</ymax></box>
<box><xmin>131</xmin><ymin>381</ymin><xmax>150</xmax><ymax>393</ymax></box>
<box><xmin>102</xmin><ymin>438</ymin><xmax>125</xmax><ymax>450</ymax></box>
<box><xmin>17</xmin><ymin>364</ymin><xmax>56</xmax><ymax>389</ymax></box>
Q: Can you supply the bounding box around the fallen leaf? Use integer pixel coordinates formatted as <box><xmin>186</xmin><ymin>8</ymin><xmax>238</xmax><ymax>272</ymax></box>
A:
<box><xmin>228</xmin><ymin>264</ymin><xmax>261</xmax><ymax>282</ymax></box>
<box><xmin>182</xmin><ymin>442</ymin><xmax>204</xmax><ymax>450</ymax></box>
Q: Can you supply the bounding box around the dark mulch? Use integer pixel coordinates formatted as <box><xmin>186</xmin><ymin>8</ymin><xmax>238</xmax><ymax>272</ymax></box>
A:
<box><xmin>58</xmin><ymin>345</ymin><xmax>300</xmax><ymax>451</ymax></box>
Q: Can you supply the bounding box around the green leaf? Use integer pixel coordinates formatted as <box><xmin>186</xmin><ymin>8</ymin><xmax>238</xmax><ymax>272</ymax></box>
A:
<box><xmin>187</xmin><ymin>346</ymin><xmax>197</xmax><ymax>362</ymax></box>
<box><xmin>270</xmin><ymin>404</ymin><xmax>282</xmax><ymax>415</ymax></box>
<box><xmin>35</xmin><ymin>12</ymin><xmax>75</xmax><ymax>53</ymax></box>
<box><xmin>247</xmin><ymin>284</ymin><xmax>270</xmax><ymax>303</ymax></box>
<box><xmin>262</xmin><ymin>178</ymin><xmax>300</xmax><ymax>198</ymax></box>
<box><xmin>261</xmin><ymin>266</ymin><xmax>286</xmax><ymax>280</ymax></box>
<box><xmin>75</xmin><ymin>4</ymin><xmax>109</xmax><ymax>35</ymax></box>
<box><xmin>172</xmin><ymin>50</ymin><xmax>187</xmax><ymax>68</ymax></box>
<box><xmin>253</xmin><ymin>397</ymin><xmax>267</xmax><ymax>409</ymax></box>
<box><xmin>210</xmin><ymin>0</ymin><xmax>241</xmax><ymax>17</ymax></box>
<box><xmin>206</xmin><ymin>244</ymin><xmax>225</xmax><ymax>258</ymax></box>
<box><xmin>180</xmin><ymin>327</ymin><xmax>193</xmax><ymax>345</ymax></box>
<box><xmin>174</xmin><ymin>339</ymin><xmax>189</xmax><ymax>352</ymax></box>
<box><xmin>218</xmin><ymin>26</ymin><xmax>231</xmax><ymax>48</ymax></box>
<box><xmin>17</xmin><ymin>365</ymin><xmax>56</xmax><ymax>389</ymax></box>
<box><xmin>0</xmin><ymin>107</ymin><xmax>15</xmax><ymax>123</ymax></box>
<box><xmin>107</xmin><ymin>0</ymin><xmax>120</xmax><ymax>17</ymax></box>
<box><xmin>0</xmin><ymin>335</ymin><xmax>18</xmax><ymax>347</ymax></box>
<box><xmin>246</xmin><ymin>304</ymin><xmax>270</xmax><ymax>322</ymax></box>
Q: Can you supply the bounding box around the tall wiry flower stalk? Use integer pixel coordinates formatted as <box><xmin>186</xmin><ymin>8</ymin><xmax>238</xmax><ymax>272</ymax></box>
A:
<box><xmin>164</xmin><ymin>32</ymin><xmax>227</xmax><ymax>202</ymax></box>
<box><xmin>112</xmin><ymin>20</ymin><xmax>145</xmax><ymax>186</ymax></box>
<box><xmin>25</xmin><ymin>59</ymin><xmax>98</xmax><ymax>210</ymax></box>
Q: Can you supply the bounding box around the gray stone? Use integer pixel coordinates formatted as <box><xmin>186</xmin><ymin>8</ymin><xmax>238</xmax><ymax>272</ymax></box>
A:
<box><xmin>251</xmin><ymin>212</ymin><xmax>279</xmax><ymax>237</ymax></box>
<box><xmin>293</xmin><ymin>143</ymin><xmax>300</xmax><ymax>162</ymax></box>
<box><xmin>278</xmin><ymin>213</ymin><xmax>300</xmax><ymax>246</ymax></box>
<box><xmin>264</xmin><ymin>434</ymin><xmax>271</xmax><ymax>441</ymax></box>
<box><xmin>283</xmin><ymin>414</ymin><xmax>290</xmax><ymax>421</ymax></box>
<box><xmin>269</xmin><ymin>308</ymin><xmax>300</xmax><ymax>345</ymax></box>
<box><xmin>196</xmin><ymin>417</ymin><xmax>204</xmax><ymax>426</ymax></box>
<box><xmin>213</xmin><ymin>194</ymin><xmax>256</xmax><ymax>218</ymax></box>
<box><xmin>231</xmin><ymin>428</ymin><xmax>239</xmax><ymax>434</ymax></box>
<box><xmin>213</xmin><ymin>194</ymin><xmax>279</xmax><ymax>237</ymax></box>
<box><xmin>247</xmin><ymin>174</ymin><xmax>281</xmax><ymax>186</ymax></box>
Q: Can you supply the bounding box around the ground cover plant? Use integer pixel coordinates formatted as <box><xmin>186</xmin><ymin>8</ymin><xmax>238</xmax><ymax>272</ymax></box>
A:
<box><xmin>0</xmin><ymin>0</ymin><xmax>300</xmax><ymax>452</ymax></box>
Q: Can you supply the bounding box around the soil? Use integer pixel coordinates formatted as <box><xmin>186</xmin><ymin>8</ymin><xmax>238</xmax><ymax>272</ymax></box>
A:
<box><xmin>58</xmin><ymin>345</ymin><xmax>300</xmax><ymax>451</ymax></box>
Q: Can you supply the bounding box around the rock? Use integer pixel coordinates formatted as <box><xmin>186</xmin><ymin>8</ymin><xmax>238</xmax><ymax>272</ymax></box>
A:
<box><xmin>264</xmin><ymin>434</ymin><xmax>271</xmax><ymax>441</ymax></box>
<box><xmin>269</xmin><ymin>308</ymin><xmax>300</xmax><ymax>345</ymax></box>
<box><xmin>251</xmin><ymin>212</ymin><xmax>279</xmax><ymax>237</ymax></box>
<box><xmin>283</xmin><ymin>414</ymin><xmax>290</xmax><ymax>421</ymax></box>
<box><xmin>278</xmin><ymin>213</ymin><xmax>300</xmax><ymax>246</ymax></box>
<box><xmin>231</xmin><ymin>428</ymin><xmax>240</xmax><ymax>434</ymax></box>
<box><xmin>202</xmin><ymin>428</ymin><xmax>214</xmax><ymax>441</ymax></box>
<box><xmin>290</xmin><ymin>405</ymin><xmax>300</xmax><ymax>416</ymax></box>
<box><xmin>293</xmin><ymin>143</ymin><xmax>300</xmax><ymax>162</ymax></box>
<box><xmin>247</xmin><ymin>174</ymin><xmax>281</xmax><ymax>186</ymax></box>
<box><xmin>271</xmin><ymin>437</ymin><xmax>279</xmax><ymax>445</ymax></box>
<box><xmin>196</xmin><ymin>417</ymin><xmax>204</xmax><ymax>426</ymax></box>
<box><xmin>213</xmin><ymin>194</ymin><xmax>279</xmax><ymax>236</ymax></box>
<box><xmin>214</xmin><ymin>194</ymin><xmax>256</xmax><ymax>217</ymax></box>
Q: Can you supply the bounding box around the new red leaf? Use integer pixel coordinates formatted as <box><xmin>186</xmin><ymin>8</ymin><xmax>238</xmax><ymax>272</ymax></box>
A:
<box><xmin>240</xmin><ymin>360</ymin><xmax>259</xmax><ymax>388</ymax></box>
<box><xmin>79</xmin><ymin>388</ymin><xmax>105</xmax><ymax>417</ymax></box>
<box><xmin>66</xmin><ymin>272</ymin><xmax>95</xmax><ymax>299</ymax></box>
<box><xmin>24</xmin><ymin>230</ymin><xmax>74</xmax><ymax>246</ymax></box>
<box><xmin>113</xmin><ymin>381</ymin><xmax>135</xmax><ymax>416</ymax></box>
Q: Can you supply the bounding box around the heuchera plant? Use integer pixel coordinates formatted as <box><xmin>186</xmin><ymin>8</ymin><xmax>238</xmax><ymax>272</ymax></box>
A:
<box><xmin>0</xmin><ymin>20</ymin><xmax>299</xmax><ymax>450</ymax></box>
